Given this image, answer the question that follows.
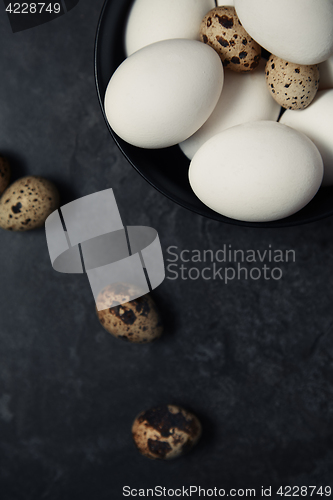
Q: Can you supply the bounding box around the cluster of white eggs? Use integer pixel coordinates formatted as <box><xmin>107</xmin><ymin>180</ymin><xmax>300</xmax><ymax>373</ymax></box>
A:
<box><xmin>104</xmin><ymin>0</ymin><xmax>333</xmax><ymax>222</ymax></box>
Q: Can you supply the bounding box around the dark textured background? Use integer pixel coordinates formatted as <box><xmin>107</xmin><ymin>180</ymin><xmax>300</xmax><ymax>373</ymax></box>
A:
<box><xmin>1</xmin><ymin>1</ymin><xmax>333</xmax><ymax>498</ymax></box>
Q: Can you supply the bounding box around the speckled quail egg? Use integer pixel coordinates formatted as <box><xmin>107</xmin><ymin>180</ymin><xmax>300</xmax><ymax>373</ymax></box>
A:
<box><xmin>265</xmin><ymin>55</ymin><xmax>319</xmax><ymax>110</ymax></box>
<box><xmin>0</xmin><ymin>176</ymin><xmax>60</xmax><ymax>231</ymax></box>
<box><xmin>96</xmin><ymin>284</ymin><xmax>163</xmax><ymax>343</ymax></box>
<box><xmin>0</xmin><ymin>156</ymin><xmax>10</xmax><ymax>195</ymax></box>
<box><xmin>200</xmin><ymin>6</ymin><xmax>261</xmax><ymax>72</ymax></box>
<box><xmin>132</xmin><ymin>405</ymin><xmax>202</xmax><ymax>460</ymax></box>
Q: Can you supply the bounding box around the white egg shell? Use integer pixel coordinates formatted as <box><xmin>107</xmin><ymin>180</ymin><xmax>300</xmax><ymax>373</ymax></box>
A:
<box><xmin>104</xmin><ymin>39</ymin><xmax>224</xmax><ymax>149</ymax></box>
<box><xmin>125</xmin><ymin>0</ymin><xmax>215</xmax><ymax>56</ymax></box>
<box><xmin>234</xmin><ymin>0</ymin><xmax>333</xmax><ymax>65</ymax></box>
<box><xmin>180</xmin><ymin>60</ymin><xmax>280</xmax><ymax>160</ymax></box>
<box><xmin>280</xmin><ymin>90</ymin><xmax>333</xmax><ymax>186</ymax></box>
<box><xmin>189</xmin><ymin>122</ymin><xmax>323</xmax><ymax>222</ymax></box>
<box><xmin>319</xmin><ymin>56</ymin><xmax>333</xmax><ymax>90</ymax></box>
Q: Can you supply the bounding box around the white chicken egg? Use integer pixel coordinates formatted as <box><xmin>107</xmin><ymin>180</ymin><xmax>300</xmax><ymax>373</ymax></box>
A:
<box><xmin>189</xmin><ymin>121</ymin><xmax>323</xmax><ymax>222</ymax></box>
<box><xmin>125</xmin><ymin>0</ymin><xmax>215</xmax><ymax>56</ymax></box>
<box><xmin>234</xmin><ymin>0</ymin><xmax>333</xmax><ymax>65</ymax></box>
<box><xmin>104</xmin><ymin>39</ymin><xmax>224</xmax><ymax>149</ymax></box>
<box><xmin>180</xmin><ymin>59</ymin><xmax>280</xmax><ymax>160</ymax></box>
<box><xmin>280</xmin><ymin>90</ymin><xmax>333</xmax><ymax>186</ymax></box>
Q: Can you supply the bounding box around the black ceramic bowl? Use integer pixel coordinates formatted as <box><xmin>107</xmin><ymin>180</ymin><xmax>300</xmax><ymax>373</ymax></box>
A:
<box><xmin>94</xmin><ymin>0</ymin><xmax>333</xmax><ymax>228</ymax></box>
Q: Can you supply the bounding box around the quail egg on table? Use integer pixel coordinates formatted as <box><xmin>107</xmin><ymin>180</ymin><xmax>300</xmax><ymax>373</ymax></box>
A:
<box><xmin>132</xmin><ymin>405</ymin><xmax>202</xmax><ymax>460</ymax></box>
<box><xmin>96</xmin><ymin>284</ymin><xmax>163</xmax><ymax>343</ymax></box>
<box><xmin>0</xmin><ymin>176</ymin><xmax>60</xmax><ymax>231</ymax></box>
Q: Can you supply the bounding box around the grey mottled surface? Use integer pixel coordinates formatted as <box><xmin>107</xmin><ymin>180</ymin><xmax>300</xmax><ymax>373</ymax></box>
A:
<box><xmin>1</xmin><ymin>1</ymin><xmax>333</xmax><ymax>499</ymax></box>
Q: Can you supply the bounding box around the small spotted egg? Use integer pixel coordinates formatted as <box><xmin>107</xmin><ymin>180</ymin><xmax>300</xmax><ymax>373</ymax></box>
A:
<box><xmin>0</xmin><ymin>176</ymin><xmax>60</xmax><ymax>232</ymax></box>
<box><xmin>132</xmin><ymin>405</ymin><xmax>202</xmax><ymax>460</ymax></box>
<box><xmin>96</xmin><ymin>284</ymin><xmax>163</xmax><ymax>344</ymax></box>
<box><xmin>200</xmin><ymin>6</ymin><xmax>261</xmax><ymax>72</ymax></box>
<box><xmin>265</xmin><ymin>54</ymin><xmax>319</xmax><ymax>110</ymax></box>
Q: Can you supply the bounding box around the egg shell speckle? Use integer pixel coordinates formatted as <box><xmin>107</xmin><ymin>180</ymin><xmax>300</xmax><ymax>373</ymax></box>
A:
<box><xmin>265</xmin><ymin>55</ymin><xmax>319</xmax><ymax>110</ymax></box>
<box><xmin>280</xmin><ymin>90</ymin><xmax>333</xmax><ymax>186</ymax></box>
<box><xmin>0</xmin><ymin>176</ymin><xmax>60</xmax><ymax>231</ymax></box>
<box><xmin>200</xmin><ymin>7</ymin><xmax>261</xmax><ymax>73</ymax></box>
<box><xmin>132</xmin><ymin>405</ymin><xmax>202</xmax><ymax>460</ymax></box>
<box><xmin>96</xmin><ymin>285</ymin><xmax>163</xmax><ymax>343</ymax></box>
<box><xmin>189</xmin><ymin>121</ymin><xmax>323</xmax><ymax>222</ymax></box>
<box><xmin>0</xmin><ymin>156</ymin><xmax>10</xmax><ymax>195</ymax></box>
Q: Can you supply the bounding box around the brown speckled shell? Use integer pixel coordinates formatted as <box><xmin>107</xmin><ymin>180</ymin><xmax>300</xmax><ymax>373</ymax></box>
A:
<box><xmin>132</xmin><ymin>405</ymin><xmax>202</xmax><ymax>460</ymax></box>
<box><xmin>0</xmin><ymin>156</ymin><xmax>10</xmax><ymax>196</ymax></box>
<box><xmin>0</xmin><ymin>176</ymin><xmax>60</xmax><ymax>231</ymax></box>
<box><xmin>265</xmin><ymin>55</ymin><xmax>320</xmax><ymax>110</ymax></box>
<box><xmin>200</xmin><ymin>7</ymin><xmax>261</xmax><ymax>73</ymax></box>
<box><xmin>96</xmin><ymin>285</ymin><xmax>163</xmax><ymax>344</ymax></box>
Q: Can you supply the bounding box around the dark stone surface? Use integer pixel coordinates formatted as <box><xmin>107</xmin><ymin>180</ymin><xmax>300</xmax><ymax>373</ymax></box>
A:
<box><xmin>1</xmin><ymin>1</ymin><xmax>333</xmax><ymax>498</ymax></box>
